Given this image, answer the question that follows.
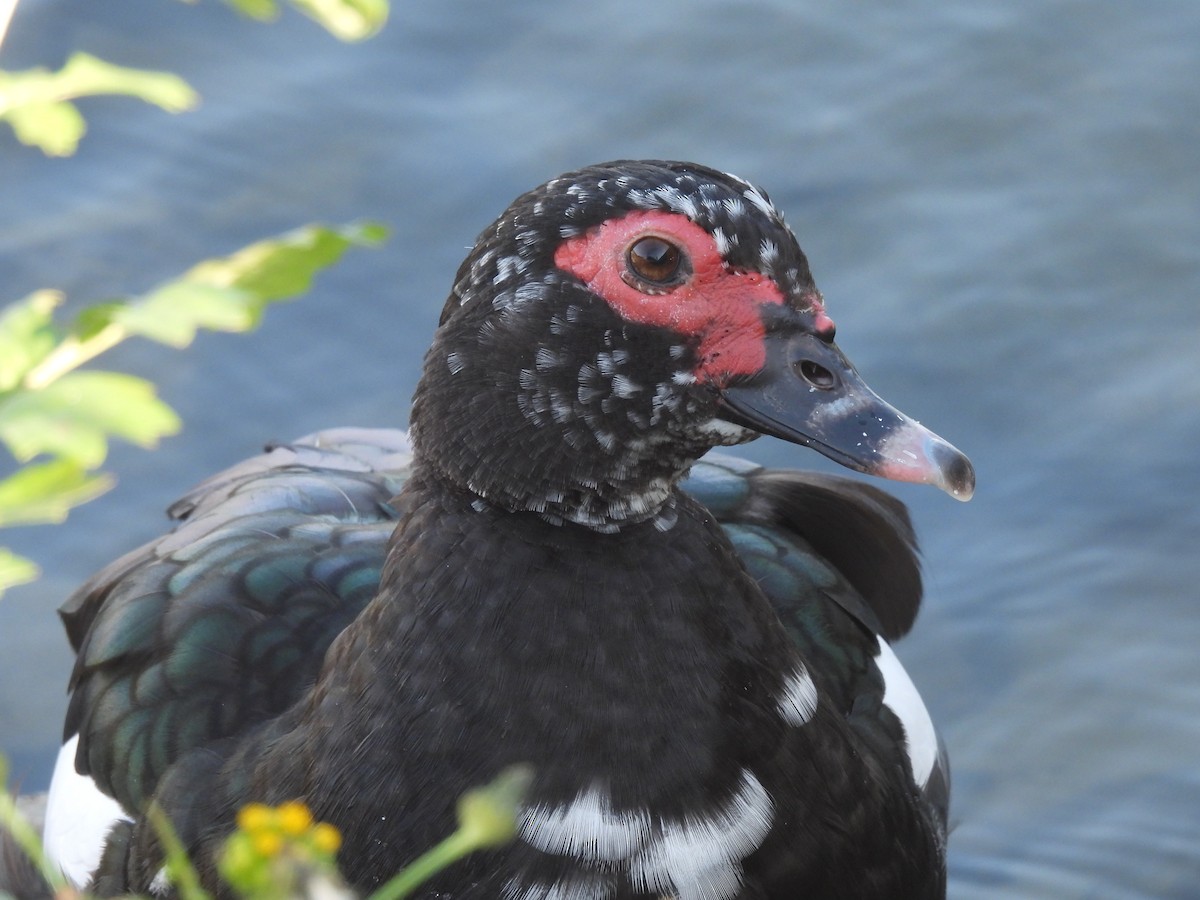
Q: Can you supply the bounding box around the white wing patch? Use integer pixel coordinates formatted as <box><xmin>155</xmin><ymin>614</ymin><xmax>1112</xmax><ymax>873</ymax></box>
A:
<box><xmin>522</xmin><ymin>784</ymin><xmax>651</xmax><ymax>862</ymax></box>
<box><xmin>502</xmin><ymin>875</ymin><xmax>614</xmax><ymax>900</ymax></box>
<box><xmin>149</xmin><ymin>867</ymin><xmax>172</xmax><ymax>897</ymax></box>
<box><xmin>628</xmin><ymin>770</ymin><xmax>774</xmax><ymax>900</ymax></box>
<box><xmin>518</xmin><ymin>769</ymin><xmax>774</xmax><ymax>900</ymax></box>
<box><xmin>874</xmin><ymin>640</ymin><xmax>938</xmax><ymax>787</ymax></box>
<box><xmin>776</xmin><ymin>663</ymin><xmax>819</xmax><ymax>726</ymax></box>
<box><xmin>43</xmin><ymin>735</ymin><xmax>131</xmax><ymax>889</ymax></box>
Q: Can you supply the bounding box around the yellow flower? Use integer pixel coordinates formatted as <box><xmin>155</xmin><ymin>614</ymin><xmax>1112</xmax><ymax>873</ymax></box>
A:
<box><xmin>251</xmin><ymin>830</ymin><xmax>284</xmax><ymax>859</ymax></box>
<box><xmin>236</xmin><ymin>803</ymin><xmax>274</xmax><ymax>834</ymax></box>
<box><xmin>276</xmin><ymin>801</ymin><xmax>314</xmax><ymax>836</ymax></box>
<box><xmin>311</xmin><ymin>822</ymin><xmax>342</xmax><ymax>855</ymax></box>
<box><xmin>221</xmin><ymin>800</ymin><xmax>344</xmax><ymax>897</ymax></box>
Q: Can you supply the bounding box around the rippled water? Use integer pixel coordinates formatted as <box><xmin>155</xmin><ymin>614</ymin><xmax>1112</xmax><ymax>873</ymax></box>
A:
<box><xmin>2</xmin><ymin>1</ymin><xmax>1198</xmax><ymax>895</ymax></box>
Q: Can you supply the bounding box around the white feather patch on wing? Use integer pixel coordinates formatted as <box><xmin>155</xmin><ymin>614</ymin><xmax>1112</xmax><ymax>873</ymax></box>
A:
<box><xmin>42</xmin><ymin>735</ymin><xmax>130</xmax><ymax>888</ymax></box>
<box><xmin>874</xmin><ymin>640</ymin><xmax>938</xmax><ymax>787</ymax></box>
<box><xmin>776</xmin><ymin>663</ymin><xmax>819</xmax><ymax>726</ymax></box>
<box><xmin>520</xmin><ymin>769</ymin><xmax>774</xmax><ymax>900</ymax></box>
<box><xmin>521</xmin><ymin>784</ymin><xmax>651</xmax><ymax>862</ymax></box>
<box><xmin>628</xmin><ymin>769</ymin><xmax>774</xmax><ymax>900</ymax></box>
<box><xmin>149</xmin><ymin>867</ymin><xmax>172</xmax><ymax>897</ymax></box>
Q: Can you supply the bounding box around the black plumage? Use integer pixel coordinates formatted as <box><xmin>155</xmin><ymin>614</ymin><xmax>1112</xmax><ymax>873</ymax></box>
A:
<box><xmin>48</xmin><ymin>161</ymin><xmax>974</xmax><ymax>899</ymax></box>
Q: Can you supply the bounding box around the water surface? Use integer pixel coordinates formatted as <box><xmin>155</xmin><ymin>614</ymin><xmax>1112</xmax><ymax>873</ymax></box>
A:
<box><xmin>2</xmin><ymin>1</ymin><xmax>1198</xmax><ymax>895</ymax></box>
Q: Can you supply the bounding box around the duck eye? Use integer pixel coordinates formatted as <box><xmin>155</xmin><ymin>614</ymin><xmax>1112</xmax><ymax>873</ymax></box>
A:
<box><xmin>626</xmin><ymin>236</ymin><xmax>685</xmax><ymax>286</ymax></box>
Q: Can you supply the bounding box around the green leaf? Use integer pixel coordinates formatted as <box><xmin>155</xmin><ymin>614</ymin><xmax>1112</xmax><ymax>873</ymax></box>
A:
<box><xmin>0</xmin><ymin>371</ymin><xmax>181</xmax><ymax>467</ymax></box>
<box><xmin>19</xmin><ymin>222</ymin><xmax>385</xmax><ymax>390</ymax></box>
<box><xmin>0</xmin><ymin>53</ymin><xmax>199</xmax><ymax>156</ymax></box>
<box><xmin>0</xmin><ymin>291</ymin><xmax>62</xmax><ymax>391</ymax></box>
<box><xmin>186</xmin><ymin>221</ymin><xmax>388</xmax><ymax>303</ymax></box>
<box><xmin>0</xmin><ymin>459</ymin><xmax>114</xmax><ymax>527</ymax></box>
<box><xmin>0</xmin><ymin>549</ymin><xmax>39</xmax><ymax>598</ymax></box>
<box><xmin>113</xmin><ymin>283</ymin><xmax>258</xmax><ymax>347</ymax></box>
<box><xmin>54</xmin><ymin>53</ymin><xmax>198</xmax><ymax>112</ymax></box>
<box><xmin>71</xmin><ymin>301</ymin><xmax>126</xmax><ymax>342</ymax></box>
<box><xmin>99</xmin><ymin>222</ymin><xmax>386</xmax><ymax>349</ymax></box>
<box><xmin>290</xmin><ymin>0</ymin><xmax>388</xmax><ymax>40</ymax></box>
<box><xmin>220</xmin><ymin>0</ymin><xmax>387</xmax><ymax>38</ymax></box>
<box><xmin>2</xmin><ymin>100</ymin><xmax>86</xmax><ymax>156</ymax></box>
<box><xmin>222</xmin><ymin>0</ymin><xmax>281</xmax><ymax>22</ymax></box>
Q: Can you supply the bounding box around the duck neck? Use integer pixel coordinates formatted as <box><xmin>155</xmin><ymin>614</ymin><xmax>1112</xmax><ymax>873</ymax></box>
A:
<box><xmin>408</xmin><ymin>295</ymin><xmax>733</xmax><ymax>532</ymax></box>
<box><xmin>360</xmin><ymin>465</ymin><xmax>796</xmax><ymax>802</ymax></box>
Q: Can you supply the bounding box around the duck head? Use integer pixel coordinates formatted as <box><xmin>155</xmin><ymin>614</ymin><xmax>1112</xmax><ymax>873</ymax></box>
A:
<box><xmin>410</xmin><ymin>160</ymin><xmax>974</xmax><ymax>530</ymax></box>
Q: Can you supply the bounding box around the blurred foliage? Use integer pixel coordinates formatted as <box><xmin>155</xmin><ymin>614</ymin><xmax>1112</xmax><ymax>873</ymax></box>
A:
<box><xmin>368</xmin><ymin>765</ymin><xmax>534</xmax><ymax>900</ymax></box>
<box><xmin>0</xmin><ymin>223</ymin><xmax>387</xmax><ymax>597</ymax></box>
<box><xmin>0</xmin><ymin>755</ymin><xmax>71</xmax><ymax>895</ymax></box>
<box><xmin>0</xmin><ymin>0</ymin><xmax>388</xmax><ymax>156</ymax></box>
<box><xmin>219</xmin><ymin>0</ymin><xmax>389</xmax><ymax>40</ymax></box>
<box><xmin>219</xmin><ymin>801</ymin><xmax>345</xmax><ymax>900</ymax></box>
<box><xmin>0</xmin><ymin>53</ymin><xmax>197</xmax><ymax>156</ymax></box>
<box><xmin>0</xmin><ymin>0</ymin><xmax>393</xmax><ymax>597</ymax></box>
<box><xmin>0</xmin><ymin>4</ymin><xmax>399</xmax><ymax>896</ymax></box>
<box><xmin>2</xmin><ymin>760</ymin><xmax>530</xmax><ymax>900</ymax></box>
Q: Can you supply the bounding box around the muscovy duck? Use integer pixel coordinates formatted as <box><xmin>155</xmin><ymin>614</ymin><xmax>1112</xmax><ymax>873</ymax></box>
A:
<box><xmin>41</xmin><ymin>160</ymin><xmax>974</xmax><ymax>899</ymax></box>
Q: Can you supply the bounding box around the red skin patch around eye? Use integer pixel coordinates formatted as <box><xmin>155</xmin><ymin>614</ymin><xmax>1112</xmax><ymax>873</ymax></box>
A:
<box><xmin>554</xmin><ymin>210</ymin><xmax>789</xmax><ymax>385</ymax></box>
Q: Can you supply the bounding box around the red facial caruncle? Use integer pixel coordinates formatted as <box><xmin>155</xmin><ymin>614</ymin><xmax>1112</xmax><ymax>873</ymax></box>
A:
<box><xmin>554</xmin><ymin>210</ymin><xmax>834</xmax><ymax>387</ymax></box>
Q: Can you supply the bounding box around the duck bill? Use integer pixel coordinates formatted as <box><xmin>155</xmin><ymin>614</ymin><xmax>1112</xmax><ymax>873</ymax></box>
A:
<box><xmin>717</xmin><ymin>330</ymin><xmax>975</xmax><ymax>501</ymax></box>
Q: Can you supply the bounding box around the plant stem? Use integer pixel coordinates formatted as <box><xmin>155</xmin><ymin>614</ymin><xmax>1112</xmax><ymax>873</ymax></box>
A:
<box><xmin>147</xmin><ymin>804</ymin><xmax>212</xmax><ymax>900</ymax></box>
<box><xmin>0</xmin><ymin>764</ymin><xmax>69</xmax><ymax>894</ymax></box>
<box><xmin>23</xmin><ymin>323</ymin><xmax>127</xmax><ymax>390</ymax></box>
<box><xmin>367</xmin><ymin>829</ymin><xmax>479</xmax><ymax>900</ymax></box>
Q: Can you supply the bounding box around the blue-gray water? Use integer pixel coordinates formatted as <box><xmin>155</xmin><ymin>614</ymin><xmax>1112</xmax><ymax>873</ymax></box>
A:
<box><xmin>2</xmin><ymin>1</ymin><xmax>1198</xmax><ymax>896</ymax></box>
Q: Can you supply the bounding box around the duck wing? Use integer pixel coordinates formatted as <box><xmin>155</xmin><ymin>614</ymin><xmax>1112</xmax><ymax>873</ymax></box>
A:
<box><xmin>60</xmin><ymin>428</ymin><xmax>411</xmax><ymax>813</ymax></box>
<box><xmin>681</xmin><ymin>453</ymin><xmax>949</xmax><ymax>828</ymax></box>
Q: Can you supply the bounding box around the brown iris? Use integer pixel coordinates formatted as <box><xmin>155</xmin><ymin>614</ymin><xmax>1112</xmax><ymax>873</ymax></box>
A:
<box><xmin>626</xmin><ymin>236</ymin><xmax>684</xmax><ymax>286</ymax></box>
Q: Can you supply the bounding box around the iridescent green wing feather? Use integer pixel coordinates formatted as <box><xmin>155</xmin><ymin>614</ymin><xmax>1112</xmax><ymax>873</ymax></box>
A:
<box><xmin>61</xmin><ymin>428</ymin><xmax>411</xmax><ymax>811</ymax></box>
